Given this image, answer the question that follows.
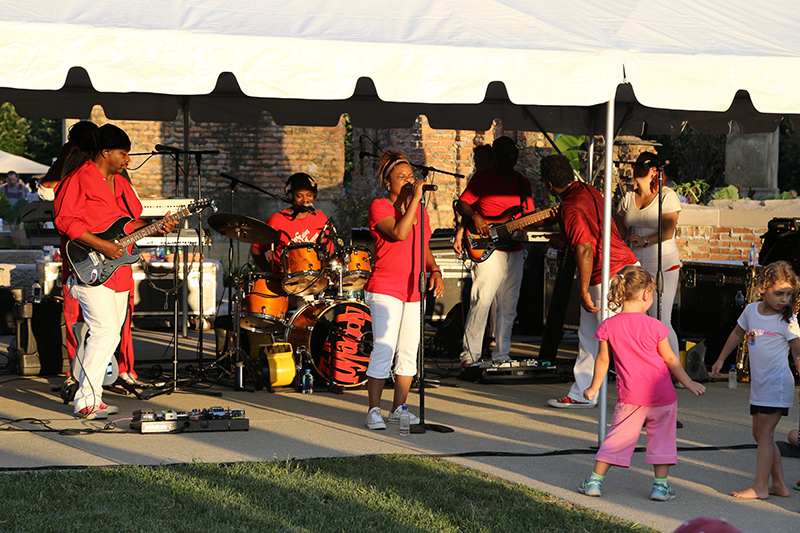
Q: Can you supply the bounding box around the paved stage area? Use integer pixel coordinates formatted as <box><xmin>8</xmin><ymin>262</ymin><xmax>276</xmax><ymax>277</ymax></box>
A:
<box><xmin>0</xmin><ymin>327</ymin><xmax>798</xmax><ymax>532</ymax></box>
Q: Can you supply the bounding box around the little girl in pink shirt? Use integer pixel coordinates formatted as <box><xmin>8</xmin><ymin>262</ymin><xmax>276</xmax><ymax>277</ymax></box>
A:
<box><xmin>579</xmin><ymin>265</ymin><xmax>706</xmax><ymax>501</ymax></box>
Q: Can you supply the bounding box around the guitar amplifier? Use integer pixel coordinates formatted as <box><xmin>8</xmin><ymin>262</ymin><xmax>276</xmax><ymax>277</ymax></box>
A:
<box><xmin>426</xmin><ymin>233</ymin><xmax>471</xmax><ymax>323</ymax></box>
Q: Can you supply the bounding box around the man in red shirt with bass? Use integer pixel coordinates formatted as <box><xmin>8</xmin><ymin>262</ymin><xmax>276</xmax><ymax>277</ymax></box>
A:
<box><xmin>540</xmin><ymin>154</ymin><xmax>637</xmax><ymax>408</ymax></box>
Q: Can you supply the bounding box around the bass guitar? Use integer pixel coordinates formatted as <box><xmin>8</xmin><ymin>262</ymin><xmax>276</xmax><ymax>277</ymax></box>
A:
<box><xmin>65</xmin><ymin>198</ymin><xmax>216</xmax><ymax>286</ymax></box>
<box><xmin>463</xmin><ymin>206</ymin><xmax>555</xmax><ymax>263</ymax></box>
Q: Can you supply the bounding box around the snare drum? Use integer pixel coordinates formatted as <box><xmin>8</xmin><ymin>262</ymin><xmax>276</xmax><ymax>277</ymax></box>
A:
<box><xmin>241</xmin><ymin>273</ymin><xmax>288</xmax><ymax>332</ymax></box>
<box><xmin>338</xmin><ymin>246</ymin><xmax>372</xmax><ymax>292</ymax></box>
<box><xmin>281</xmin><ymin>243</ymin><xmax>330</xmax><ymax>296</ymax></box>
<box><xmin>285</xmin><ymin>300</ymin><xmax>372</xmax><ymax>387</ymax></box>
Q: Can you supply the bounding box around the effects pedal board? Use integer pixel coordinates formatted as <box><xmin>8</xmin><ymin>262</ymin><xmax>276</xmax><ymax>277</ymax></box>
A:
<box><xmin>461</xmin><ymin>359</ymin><xmax>558</xmax><ymax>383</ymax></box>
<box><xmin>130</xmin><ymin>407</ymin><xmax>249</xmax><ymax>434</ymax></box>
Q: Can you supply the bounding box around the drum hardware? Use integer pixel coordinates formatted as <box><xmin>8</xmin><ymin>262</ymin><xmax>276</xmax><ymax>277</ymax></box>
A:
<box><xmin>205</xmin><ymin>211</ymin><xmax>283</xmax><ymax>391</ymax></box>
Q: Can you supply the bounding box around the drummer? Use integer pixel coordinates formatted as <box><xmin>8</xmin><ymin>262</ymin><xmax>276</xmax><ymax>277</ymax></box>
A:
<box><xmin>250</xmin><ymin>172</ymin><xmax>329</xmax><ymax>275</ymax></box>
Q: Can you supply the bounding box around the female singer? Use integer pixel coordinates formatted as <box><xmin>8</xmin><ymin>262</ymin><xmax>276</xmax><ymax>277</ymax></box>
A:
<box><xmin>615</xmin><ymin>152</ymin><xmax>682</xmax><ymax>357</ymax></box>
<box><xmin>364</xmin><ymin>151</ymin><xmax>444</xmax><ymax>430</ymax></box>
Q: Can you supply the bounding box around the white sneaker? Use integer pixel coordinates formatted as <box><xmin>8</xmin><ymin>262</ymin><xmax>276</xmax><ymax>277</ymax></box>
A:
<box><xmin>366</xmin><ymin>407</ymin><xmax>386</xmax><ymax>430</ymax></box>
<box><xmin>492</xmin><ymin>354</ymin><xmax>512</xmax><ymax>364</ymax></box>
<box><xmin>387</xmin><ymin>405</ymin><xmax>420</xmax><ymax>425</ymax></box>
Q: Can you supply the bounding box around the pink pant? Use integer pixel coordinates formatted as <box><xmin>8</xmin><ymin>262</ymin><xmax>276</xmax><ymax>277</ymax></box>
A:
<box><xmin>595</xmin><ymin>402</ymin><xmax>677</xmax><ymax>467</ymax></box>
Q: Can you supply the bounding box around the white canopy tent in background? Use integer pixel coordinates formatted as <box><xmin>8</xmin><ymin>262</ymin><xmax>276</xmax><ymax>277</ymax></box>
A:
<box><xmin>0</xmin><ymin>150</ymin><xmax>49</xmax><ymax>175</ymax></box>
<box><xmin>2</xmin><ymin>0</ymin><xmax>800</xmax><ymax>438</ymax></box>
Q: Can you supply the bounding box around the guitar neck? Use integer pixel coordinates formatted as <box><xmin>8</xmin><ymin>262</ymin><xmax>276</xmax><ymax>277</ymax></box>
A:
<box><xmin>117</xmin><ymin>207</ymin><xmax>191</xmax><ymax>248</ymax></box>
<box><xmin>502</xmin><ymin>208</ymin><xmax>552</xmax><ymax>233</ymax></box>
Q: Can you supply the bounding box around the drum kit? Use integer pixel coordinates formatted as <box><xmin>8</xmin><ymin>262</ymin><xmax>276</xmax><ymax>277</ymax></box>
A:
<box><xmin>208</xmin><ymin>213</ymin><xmax>374</xmax><ymax>390</ymax></box>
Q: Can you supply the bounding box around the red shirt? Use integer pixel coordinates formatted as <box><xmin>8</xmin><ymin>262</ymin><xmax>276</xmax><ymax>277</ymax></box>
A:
<box><xmin>364</xmin><ymin>198</ymin><xmax>431</xmax><ymax>302</ymax></box>
<box><xmin>459</xmin><ymin>167</ymin><xmax>535</xmax><ymax>252</ymax></box>
<box><xmin>54</xmin><ymin>160</ymin><xmax>143</xmax><ymax>292</ymax></box>
<box><xmin>251</xmin><ymin>209</ymin><xmax>328</xmax><ymax>273</ymax></box>
<box><xmin>558</xmin><ymin>182</ymin><xmax>636</xmax><ymax>285</ymax></box>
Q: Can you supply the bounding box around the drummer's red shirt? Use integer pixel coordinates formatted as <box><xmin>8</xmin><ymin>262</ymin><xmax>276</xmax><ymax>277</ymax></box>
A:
<box><xmin>251</xmin><ymin>209</ymin><xmax>328</xmax><ymax>273</ymax></box>
<box><xmin>364</xmin><ymin>198</ymin><xmax>431</xmax><ymax>303</ymax></box>
<box><xmin>54</xmin><ymin>160</ymin><xmax>143</xmax><ymax>292</ymax></box>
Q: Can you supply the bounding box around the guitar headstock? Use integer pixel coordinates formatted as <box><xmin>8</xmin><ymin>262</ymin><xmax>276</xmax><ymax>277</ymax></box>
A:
<box><xmin>190</xmin><ymin>198</ymin><xmax>217</xmax><ymax>214</ymax></box>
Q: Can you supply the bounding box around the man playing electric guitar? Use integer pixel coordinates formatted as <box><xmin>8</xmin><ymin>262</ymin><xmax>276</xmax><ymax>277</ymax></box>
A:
<box><xmin>455</xmin><ymin>136</ymin><xmax>554</xmax><ymax>367</ymax></box>
<box><xmin>55</xmin><ymin>124</ymin><xmax>178</xmax><ymax>419</ymax></box>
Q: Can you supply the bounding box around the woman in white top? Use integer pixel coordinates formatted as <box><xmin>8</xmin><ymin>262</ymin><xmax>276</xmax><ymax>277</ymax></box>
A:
<box><xmin>615</xmin><ymin>152</ymin><xmax>682</xmax><ymax>356</ymax></box>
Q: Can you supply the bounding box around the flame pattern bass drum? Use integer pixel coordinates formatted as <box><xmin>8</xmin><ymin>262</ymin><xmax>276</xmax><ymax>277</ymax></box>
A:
<box><xmin>285</xmin><ymin>300</ymin><xmax>372</xmax><ymax>387</ymax></box>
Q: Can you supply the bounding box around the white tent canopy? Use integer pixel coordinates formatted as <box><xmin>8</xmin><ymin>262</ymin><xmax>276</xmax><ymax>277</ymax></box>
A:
<box><xmin>0</xmin><ymin>150</ymin><xmax>49</xmax><ymax>175</ymax></box>
<box><xmin>1</xmin><ymin>0</ymin><xmax>799</xmax><ymax>134</ymax></box>
<box><xmin>2</xmin><ymin>0</ymin><xmax>799</xmax><ymax>438</ymax></box>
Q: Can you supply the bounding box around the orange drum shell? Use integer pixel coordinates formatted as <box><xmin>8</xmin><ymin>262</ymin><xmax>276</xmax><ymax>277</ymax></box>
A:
<box><xmin>241</xmin><ymin>275</ymin><xmax>288</xmax><ymax>332</ymax></box>
<box><xmin>340</xmin><ymin>247</ymin><xmax>372</xmax><ymax>291</ymax></box>
<box><xmin>281</xmin><ymin>244</ymin><xmax>329</xmax><ymax>295</ymax></box>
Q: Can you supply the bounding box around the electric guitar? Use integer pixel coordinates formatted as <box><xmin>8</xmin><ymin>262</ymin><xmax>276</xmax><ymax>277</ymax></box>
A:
<box><xmin>463</xmin><ymin>206</ymin><xmax>555</xmax><ymax>263</ymax></box>
<box><xmin>65</xmin><ymin>198</ymin><xmax>216</xmax><ymax>286</ymax></box>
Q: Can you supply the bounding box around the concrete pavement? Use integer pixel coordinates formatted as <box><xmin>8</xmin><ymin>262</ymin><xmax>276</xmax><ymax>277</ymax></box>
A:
<box><xmin>0</xmin><ymin>328</ymin><xmax>798</xmax><ymax>532</ymax></box>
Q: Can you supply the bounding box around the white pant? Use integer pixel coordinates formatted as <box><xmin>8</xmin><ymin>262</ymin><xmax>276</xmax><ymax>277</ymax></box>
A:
<box><xmin>365</xmin><ymin>292</ymin><xmax>420</xmax><ymax>379</ymax></box>
<box><xmin>70</xmin><ymin>283</ymin><xmax>129</xmax><ymax>412</ymax></box>
<box><xmin>647</xmin><ymin>266</ymin><xmax>680</xmax><ymax>358</ymax></box>
<box><xmin>567</xmin><ymin>283</ymin><xmax>619</xmax><ymax>404</ymax></box>
<box><xmin>461</xmin><ymin>250</ymin><xmax>525</xmax><ymax>362</ymax></box>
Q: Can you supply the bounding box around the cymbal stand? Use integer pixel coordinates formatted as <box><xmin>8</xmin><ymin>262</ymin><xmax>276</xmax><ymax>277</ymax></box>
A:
<box><xmin>144</xmin><ymin>256</ymin><xmax>222</xmax><ymax>400</ymax></box>
<box><xmin>205</xmin><ymin>226</ymin><xmax>252</xmax><ymax>391</ymax></box>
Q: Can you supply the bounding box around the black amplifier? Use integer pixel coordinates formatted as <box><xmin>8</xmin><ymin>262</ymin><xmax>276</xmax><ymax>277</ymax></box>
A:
<box><xmin>678</xmin><ymin>260</ymin><xmax>759</xmax><ymax>365</ymax></box>
<box><xmin>759</xmin><ymin>217</ymin><xmax>800</xmax><ymax>274</ymax></box>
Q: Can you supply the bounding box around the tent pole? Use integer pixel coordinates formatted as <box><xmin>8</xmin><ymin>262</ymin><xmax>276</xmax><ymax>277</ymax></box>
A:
<box><xmin>598</xmin><ymin>99</ymin><xmax>615</xmax><ymax>444</ymax></box>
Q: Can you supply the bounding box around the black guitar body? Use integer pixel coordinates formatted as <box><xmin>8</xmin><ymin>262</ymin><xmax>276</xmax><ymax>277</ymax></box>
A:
<box><xmin>65</xmin><ymin>217</ymin><xmax>140</xmax><ymax>286</ymax></box>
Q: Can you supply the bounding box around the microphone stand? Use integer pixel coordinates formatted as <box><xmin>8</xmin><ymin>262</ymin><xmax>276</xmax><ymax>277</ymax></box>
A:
<box><xmin>359</xmin><ymin>152</ymin><xmax>465</xmax><ymax>180</ymax></box>
<box><xmin>655</xmin><ymin>168</ymin><xmax>664</xmax><ymax>321</ymax></box>
<box><xmin>413</xmin><ymin>185</ymin><xmax>454</xmax><ymax>434</ymax></box>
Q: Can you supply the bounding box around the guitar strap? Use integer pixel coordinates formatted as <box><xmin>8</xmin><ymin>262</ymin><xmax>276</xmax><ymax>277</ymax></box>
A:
<box><xmin>120</xmin><ymin>188</ymin><xmax>136</xmax><ymax>220</ymax></box>
<box><xmin>515</xmin><ymin>172</ymin><xmax>528</xmax><ymax>212</ymax></box>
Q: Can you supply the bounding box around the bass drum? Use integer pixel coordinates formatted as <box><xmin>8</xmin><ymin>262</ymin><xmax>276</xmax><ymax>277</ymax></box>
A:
<box><xmin>285</xmin><ymin>300</ymin><xmax>372</xmax><ymax>387</ymax></box>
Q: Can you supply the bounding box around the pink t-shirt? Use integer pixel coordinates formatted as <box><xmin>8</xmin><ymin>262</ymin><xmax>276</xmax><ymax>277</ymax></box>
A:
<box><xmin>364</xmin><ymin>198</ymin><xmax>431</xmax><ymax>302</ymax></box>
<box><xmin>595</xmin><ymin>312</ymin><xmax>676</xmax><ymax>406</ymax></box>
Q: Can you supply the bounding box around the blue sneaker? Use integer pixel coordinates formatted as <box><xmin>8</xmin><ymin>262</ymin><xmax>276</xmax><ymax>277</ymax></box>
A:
<box><xmin>650</xmin><ymin>482</ymin><xmax>676</xmax><ymax>501</ymax></box>
<box><xmin>578</xmin><ymin>477</ymin><xmax>602</xmax><ymax>497</ymax></box>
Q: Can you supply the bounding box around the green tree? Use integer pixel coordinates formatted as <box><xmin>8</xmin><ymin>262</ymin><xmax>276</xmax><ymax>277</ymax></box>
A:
<box><xmin>653</xmin><ymin>126</ymin><xmax>726</xmax><ymax>189</ymax></box>
<box><xmin>0</xmin><ymin>102</ymin><xmax>29</xmax><ymax>156</ymax></box>
<box><xmin>26</xmin><ymin>117</ymin><xmax>61</xmax><ymax>166</ymax></box>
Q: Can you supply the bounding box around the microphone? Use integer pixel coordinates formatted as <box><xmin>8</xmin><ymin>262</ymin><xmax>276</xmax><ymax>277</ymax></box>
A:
<box><xmin>155</xmin><ymin>144</ymin><xmax>181</xmax><ymax>153</ymax></box>
<box><xmin>295</xmin><ymin>203</ymin><xmax>315</xmax><ymax>214</ymax></box>
<box><xmin>422</xmin><ymin>184</ymin><xmax>437</xmax><ymax>192</ymax></box>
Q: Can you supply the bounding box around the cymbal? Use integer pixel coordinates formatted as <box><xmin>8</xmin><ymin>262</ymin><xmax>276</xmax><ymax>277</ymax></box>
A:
<box><xmin>208</xmin><ymin>213</ymin><xmax>279</xmax><ymax>244</ymax></box>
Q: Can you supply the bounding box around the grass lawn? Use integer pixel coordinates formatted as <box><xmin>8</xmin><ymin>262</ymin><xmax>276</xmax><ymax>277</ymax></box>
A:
<box><xmin>0</xmin><ymin>455</ymin><xmax>655</xmax><ymax>532</ymax></box>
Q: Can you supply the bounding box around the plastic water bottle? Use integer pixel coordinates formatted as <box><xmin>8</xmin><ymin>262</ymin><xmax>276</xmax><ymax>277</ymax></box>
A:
<box><xmin>734</xmin><ymin>290</ymin><xmax>745</xmax><ymax>306</ymax></box>
<box><xmin>399</xmin><ymin>405</ymin><xmax>410</xmax><ymax>436</ymax></box>
<box><xmin>728</xmin><ymin>365</ymin><xmax>737</xmax><ymax>389</ymax></box>
<box><xmin>31</xmin><ymin>280</ymin><xmax>41</xmax><ymax>303</ymax></box>
<box><xmin>302</xmin><ymin>369</ymin><xmax>314</xmax><ymax>394</ymax></box>
<box><xmin>749</xmin><ymin>243</ymin><xmax>758</xmax><ymax>266</ymax></box>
